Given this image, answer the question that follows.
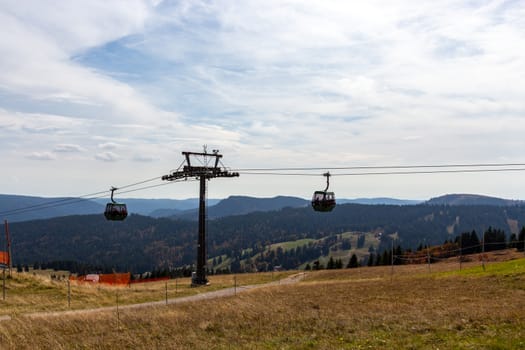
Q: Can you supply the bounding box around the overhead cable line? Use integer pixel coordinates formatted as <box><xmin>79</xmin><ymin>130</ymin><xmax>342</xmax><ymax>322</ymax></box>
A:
<box><xmin>0</xmin><ymin>193</ymin><xmax>110</xmax><ymax>218</ymax></box>
<box><xmin>233</xmin><ymin>162</ymin><xmax>525</xmax><ymax>172</ymax></box>
<box><xmin>117</xmin><ymin>178</ymin><xmax>197</xmax><ymax>196</ymax></box>
<box><xmin>0</xmin><ymin>190</ymin><xmax>109</xmax><ymax>217</ymax></box>
<box><xmin>0</xmin><ymin>178</ymin><xmax>191</xmax><ymax>218</ymax></box>
<box><xmin>239</xmin><ymin>167</ymin><xmax>525</xmax><ymax>177</ymax></box>
<box><xmin>115</xmin><ymin>176</ymin><xmax>162</xmax><ymax>190</ymax></box>
<box><xmin>2</xmin><ymin>161</ymin><xmax>525</xmax><ymax>218</ymax></box>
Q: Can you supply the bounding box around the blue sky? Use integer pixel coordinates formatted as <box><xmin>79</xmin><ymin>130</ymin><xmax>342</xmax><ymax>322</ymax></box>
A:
<box><xmin>1</xmin><ymin>0</ymin><xmax>524</xmax><ymax>200</ymax></box>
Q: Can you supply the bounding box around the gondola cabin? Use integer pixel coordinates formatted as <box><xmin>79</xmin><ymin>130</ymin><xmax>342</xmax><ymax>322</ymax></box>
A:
<box><xmin>104</xmin><ymin>202</ymin><xmax>128</xmax><ymax>221</ymax></box>
<box><xmin>104</xmin><ymin>187</ymin><xmax>127</xmax><ymax>221</ymax></box>
<box><xmin>311</xmin><ymin>191</ymin><xmax>336</xmax><ymax>212</ymax></box>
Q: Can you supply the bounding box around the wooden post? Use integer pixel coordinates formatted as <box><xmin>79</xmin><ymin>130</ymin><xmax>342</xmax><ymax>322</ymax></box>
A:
<box><xmin>2</xmin><ymin>268</ymin><xmax>5</xmax><ymax>301</ymax></box>
<box><xmin>67</xmin><ymin>279</ymin><xmax>71</xmax><ymax>308</ymax></box>
<box><xmin>482</xmin><ymin>231</ymin><xmax>486</xmax><ymax>271</ymax></box>
<box><xmin>4</xmin><ymin>220</ymin><xmax>12</xmax><ymax>277</ymax></box>
<box><xmin>459</xmin><ymin>234</ymin><xmax>462</xmax><ymax>271</ymax></box>
<box><xmin>116</xmin><ymin>289</ymin><xmax>120</xmax><ymax>331</ymax></box>
<box><xmin>426</xmin><ymin>246</ymin><xmax>431</xmax><ymax>273</ymax></box>
<box><xmin>390</xmin><ymin>239</ymin><xmax>394</xmax><ymax>282</ymax></box>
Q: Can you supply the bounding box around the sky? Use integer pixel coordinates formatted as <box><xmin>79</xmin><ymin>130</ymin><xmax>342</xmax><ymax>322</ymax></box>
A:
<box><xmin>1</xmin><ymin>0</ymin><xmax>524</xmax><ymax>201</ymax></box>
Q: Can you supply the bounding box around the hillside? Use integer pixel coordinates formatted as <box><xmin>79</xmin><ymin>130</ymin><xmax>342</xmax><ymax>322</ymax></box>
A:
<box><xmin>172</xmin><ymin>195</ymin><xmax>309</xmax><ymax>220</ymax></box>
<box><xmin>339</xmin><ymin>197</ymin><xmax>422</xmax><ymax>205</ymax></box>
<box><xmin>426</xmin><ymin>193</ymin><xmax>523</xmax><ymax>206</ymax></box>
<box><xmin>8</xmin><ymin>203</ymin><xmax>525</xmax><ymax>273</ymax></box>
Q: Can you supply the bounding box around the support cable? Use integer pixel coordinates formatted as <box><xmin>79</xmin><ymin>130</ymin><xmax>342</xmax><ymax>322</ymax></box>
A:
<box><xmin>0</xmin><ymin>178</ymin><xmax>195</xmax><ymax>218</ymax></box>
<box><xmin>2</xmin><ymin>161</ymin><xmax>525</xmax><ymax>218</ymax></box>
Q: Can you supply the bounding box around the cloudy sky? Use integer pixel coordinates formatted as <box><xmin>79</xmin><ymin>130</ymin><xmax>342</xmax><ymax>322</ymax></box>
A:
<box><xmin>1</xmin><ymin>0</ymin><xmax>524</xmax><ymax>201</ymax></box>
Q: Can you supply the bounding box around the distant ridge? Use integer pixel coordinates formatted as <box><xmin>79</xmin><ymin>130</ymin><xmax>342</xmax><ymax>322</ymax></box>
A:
<box><xmin>172</xmin><ymin>195</ymin><xmax>309</xmax><ymax>220</ymax></box>
<box><xmin>0</xmin><ymin>194</ymin><xmax>103</xmax><ymax>222</ymax></box>
<box><xmin>3</xmin><ymin>193</ymin><xmax>523</xmax><ymax>223</ymax></box>
<box><xmin>426</xmin><ymin>194</ymin><xmax>524</xmax><ymax>206</ymax></box>
<box><xmin>93</xmin><ymin>198</ymin><xmax>221</xmax><ymax>217</ymax></box>
<box><xmin>338</xmin><ymin>198</ymin><xmax>422</xmax><ymax>205</ymax></box>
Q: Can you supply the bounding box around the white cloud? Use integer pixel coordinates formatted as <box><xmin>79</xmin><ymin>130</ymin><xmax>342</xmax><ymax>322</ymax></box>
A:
<box><xmin>133</xmin><ymin>155</ymin><xmax>159</xmax><ymax>162</ymax></box>
<box><xmin>1</xmin><ymin>1</ymin><xmax>525</xmax><ymax>199</ymax></box>
<box><xmin>54</xmin><ymin>144</ymin><xmax>86</xmax><ymax>153</ymax></box>
<box><xmin>95</xmin><ymin>152</ymin><xmax>120</xmax><ymax>162</ymax></box>
<box><xmin>98</xmin><ymin>142</ymin><xmax>120</xmax><ymax>150</ymax></box>
<box><xmin>26</xmin><ymin>151</ymin><xmax>55</xmax><ymax>161</ymax></box>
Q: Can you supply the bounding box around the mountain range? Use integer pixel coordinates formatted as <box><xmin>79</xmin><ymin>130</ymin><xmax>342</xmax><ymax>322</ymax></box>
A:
<box><xmin>1</xmin><ymin>194</ymin><xmax>422</xmax><ymax>223</ymax></box>
<box><xmin>1</xmin><ymin>193</ymin><xmax>522</xmax><ymax>224</ymax></box>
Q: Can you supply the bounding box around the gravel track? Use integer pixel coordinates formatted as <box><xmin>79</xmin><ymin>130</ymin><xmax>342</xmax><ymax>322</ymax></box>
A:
<box><xmin>4</xmin><ymin>272</ymin><xmax>306</xmax><ymax>321</ymax></box>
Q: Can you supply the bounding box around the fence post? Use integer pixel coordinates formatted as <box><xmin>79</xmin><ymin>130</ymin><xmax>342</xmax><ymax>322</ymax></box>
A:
<box><xmin>390</xmin><ymin>239</ymin><xmax>394</xmax><ymax>282</ymax></box>
<box><xmin>116</xmin><ymin>289</ymin><xmax>120</xmax><ymax>331</ymax></box>
<box><xmin>482</xmin><ymin>231</ymin><xmax>486</xmax><ymax>271</ymax></box>
<box><xmin>426</xmin><ymin>246</ymin><xmax>431</xmax><ymax>273</ymax></box>
<box><xmin>459</xmin><ymin>235</ymin><xmax>462</xmax><ymax>271</ymax></box>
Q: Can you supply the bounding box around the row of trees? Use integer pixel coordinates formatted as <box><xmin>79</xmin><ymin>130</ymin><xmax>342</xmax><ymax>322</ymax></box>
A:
<box><xmin>293</xmin><ymin>226</ymin><xmax>525</xmax><ymax>271</ymax></box>
<box><xmin>368</xmin><ymin>226</ymin><xmax>525</xmax><ymax>268</ymax></box>
<box><xmin>21</xmin><ymin>224</ymin><xmax>525</xmax><ymax>276</ymax></box>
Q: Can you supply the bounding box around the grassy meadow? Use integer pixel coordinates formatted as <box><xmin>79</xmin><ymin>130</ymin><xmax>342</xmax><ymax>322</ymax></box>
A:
<box><xmin>0</xmin><ymin>253</ymin><xmax>524</xmax><ymax>349</ymax></box>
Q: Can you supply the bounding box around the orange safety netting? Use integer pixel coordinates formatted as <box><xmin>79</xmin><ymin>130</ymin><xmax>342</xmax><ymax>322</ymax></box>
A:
<box><xmin>71</xmin><ymin>272</ymin><xmax>131</xmax><ymax>285</ymax></box>
<box><xmin>0</xmin><ymin>251</ymin><xmax>9</xmax><ymax>266</ymax></box>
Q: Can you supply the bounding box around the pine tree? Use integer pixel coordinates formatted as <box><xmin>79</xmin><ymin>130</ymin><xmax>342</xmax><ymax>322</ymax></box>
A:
<box><xmin>518</xmin><ymin>227</ymin><xmax>525</xmax><ymax>252</ymax></box>
<box><xmin>347</xmin><ymin>254</ymin><xmax>359</xmax><ymax>268</ymax></box>
<box><xmin>483</xmin><ymin>227</ymin><xmax>506</xmax><ymax>252</ymax></box>
<box><xmin>382</xmin><ymin>250</ymin><xmax>390</xmax><ymax>266</ymax></box>
<box><xmin>327</xmin><ymin>257</ymin><xmax>335</xmax><ymax>269</ymax></box>
<box><xmin>470</xmin><ymin>230</ymin><xmax>481</xmax><ymax>253</ymax></box>
<box><xmin>509</xmin><ymin>233</ymin><xmax>518</xmax><ymax>249</ymax></box>
<box><xmin>335</xmin><ymin>259</ymin><xmax>343</xmax><ymax>269</ymax></box>
<box><xmin>367</xmin><ymin>253</ymin><xmax>374</xmax><ymax>266</ymax></box>
<box><xmin>375</xmin><ymin>253</ymin><xmax>382</xmax><ymax>266</ymax></box>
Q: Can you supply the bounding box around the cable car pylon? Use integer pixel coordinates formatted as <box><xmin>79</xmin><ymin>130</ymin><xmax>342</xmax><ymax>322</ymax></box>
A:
<box><xmin>162</xmin><ymin>149</ymin><xmax>239</xmax><ymax>286</ymax></box>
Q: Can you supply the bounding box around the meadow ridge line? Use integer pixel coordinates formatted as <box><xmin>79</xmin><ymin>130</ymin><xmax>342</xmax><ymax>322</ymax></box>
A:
<box><xmin>16</xmin><ymin>273</ymin><xmax>306</xmax><ymax>320</ymax></box>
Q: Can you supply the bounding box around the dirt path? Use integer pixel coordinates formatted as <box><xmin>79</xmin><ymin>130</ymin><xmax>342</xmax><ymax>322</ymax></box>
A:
<box><xmin>17</xmin><ymin>272</ymin><xmax>306</xmax><ymax>320</ymax></box>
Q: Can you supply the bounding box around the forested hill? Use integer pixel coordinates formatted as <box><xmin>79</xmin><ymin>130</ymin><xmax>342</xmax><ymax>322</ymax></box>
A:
<box><xmin>426</xmin><ymin>194</ymin><xmax>524</xmax><ymax>206</ymax></box>
<box><xmin>171</xmin><ymin>195</ymin><xmax>309</xmax><ymax>220</ymax></box>
<box><xmin>8</xmin><ymin>203</ymin><xmax>525</xmax><ymax>273</ymax></box>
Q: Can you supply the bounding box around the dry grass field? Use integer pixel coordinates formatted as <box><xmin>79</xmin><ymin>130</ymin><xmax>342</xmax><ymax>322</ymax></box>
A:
<box><xmin>1</xmin><ymin>252</ymin><xmax>524</xmax><ymax>349</ymax></box>
<box><xmin>0</xmin><ymin>271</ymin><xmax>294</xmax><ymax>316</ymax></box>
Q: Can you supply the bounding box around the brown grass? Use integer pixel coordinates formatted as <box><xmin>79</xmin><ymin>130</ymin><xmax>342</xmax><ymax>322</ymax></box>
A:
<box><xmin>0</xmin><ymin>270</ymin><xmax>295</xmax><ymax>317</ymax></box>
<box><xmin>1</xmin><ymin>253</ymin><xmax>524</xmax><ymax>349</ymax></box>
